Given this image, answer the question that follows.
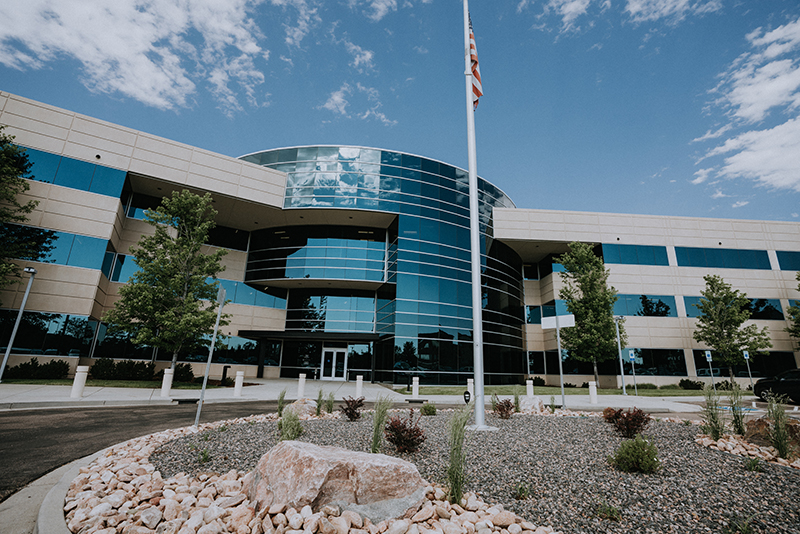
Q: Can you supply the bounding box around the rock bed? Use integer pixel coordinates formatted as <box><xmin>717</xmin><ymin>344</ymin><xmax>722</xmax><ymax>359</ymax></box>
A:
<box><xmin>148</xmin><ymin>411</ymin><xmax>800</xmax><ymax>534</ymax></box>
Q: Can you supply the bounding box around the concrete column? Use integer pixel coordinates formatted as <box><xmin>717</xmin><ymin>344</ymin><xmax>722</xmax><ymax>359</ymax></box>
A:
<box><xmin>412</xmin><ymin>377</ymin><xmax>419</xmax><ymax>399</ymax></box>
<box><xmin>356</xmin><ymin>375</ymin><xmax>363</xmax><ymax>398</ymax></box>
<box><xmin>589</xmin><ymin>381</ymin><xmax>598</xmax><ymax>404</ymax></box>
<box><xmin>71</xmin><ymin>366</ymin><xmax>89</xmax><ymax>399</ymax></box>
<box><xmin>297</xmin><ymin>373</ymin><xmax>306</xmax><ymax>398</ymax></box>
<box><xmin>526</xmin><ymin>379</ymin><xmax>533</xmax><ymax>398</ymax></box>
<box><xmin>161</xmin><ymin>368</ymin><xmax>174</xmax><ymax>398</ymax></box>
<box><xmin>467</xmin><ymin>378</ymin><xmax>474</xmax><ymax>397</ymax></box>
<box><xmin>234</xmin><ymin>371</ymin><xmax>244</xmax><ymax>397</ymax></box>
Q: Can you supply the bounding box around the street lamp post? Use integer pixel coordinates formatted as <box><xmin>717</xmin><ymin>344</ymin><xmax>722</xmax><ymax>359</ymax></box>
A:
<box><xmin>0</xmin><ymin>267</ymin><xmax>37</xmax><ymax>383</ymax></box>
<box><xmin>614</xmin><ymin>316</ymin><xmax>627</xmax><ymax>395</ymax></box>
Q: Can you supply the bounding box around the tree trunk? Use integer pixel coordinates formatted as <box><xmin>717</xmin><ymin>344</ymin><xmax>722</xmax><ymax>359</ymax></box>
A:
<box><xmin>171</xmin><ymin>351</ymin><xmax>178</xmax><ymax>369</ymax></box>
<box><xmin>593</xmin><ymin>359</ymin><xmax>600</xmax><ymax>387</ymax></box>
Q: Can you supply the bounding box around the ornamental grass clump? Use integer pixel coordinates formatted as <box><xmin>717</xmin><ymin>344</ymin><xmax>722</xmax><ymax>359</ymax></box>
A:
<box><xmin>371</xmin><ymin>395</ymin><xmax>394</xmax><ymax>453</ymax></box>
<box><xmin>447</xmin><ymin>402</ymin><xmax>473</xmax><ymax>504</ymax></box>
<box><xmin>766</xmin><ymin>393</ymin><xmax>792</xmax><ymax>459</ymax></box>
<box><xmin>278</xmin><ymin>410</ymin><xmax>303</xmax><ymax>441</ymax></box>
<box><xmin>324</xmin><ymin>392</ymin><xmax>335</xmax><ymax>414</ymax></box>
<box><xmin>513</xmin><ymin>385</ymin><xmax>521</xmax><ymax>413</ymax></box>
<box><xmin>385</xmin><ymin>409</ymin><xmax>426</xmax><ymax>453</ymax></box>
<box><xmin>277</xmin><ymin>389</ymin><xmax>287</xmax><ymax>417</ymax></box>
<box><xmin>316</xmin><ymin>389</ymin><xmax>324</xmax><ymax>416</ymax></box>
<box><xmin>701</xmin><ymin>384</ymin><xmax>726</xmax><ymax>440</ymax></box>
<box><xmin>340</xmin><ymin>396</ymin><xmax>365</xmax><ymax>421</ymax></box>
<box><xmin>728</xmin><ymin>383</ymin><xmax>746</xmax><ymax>435</ymax></box>
<box><xmin>609</xmin><ymin>434</ymin><xmax>660</xmax><ymax>474</ymax></box>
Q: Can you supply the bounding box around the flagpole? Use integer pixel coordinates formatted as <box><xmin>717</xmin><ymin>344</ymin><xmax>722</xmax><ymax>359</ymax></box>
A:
<box><xmin>462</xmin><ymin>0</ymin><xmax>488</xmax><ymax>429</ymax></box>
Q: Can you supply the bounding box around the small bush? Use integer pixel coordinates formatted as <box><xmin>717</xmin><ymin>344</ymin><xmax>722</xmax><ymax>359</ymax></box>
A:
<box><xmin>729</xmin><ymin>383</ymin><xmax>746</xmax><ymax>435</ymax></box>
<box><xmin>548</xmin><ymin>395</ymin><xmax>556</xmax><ymax>414</ymax></box>
<box><xmin>581</xmin><ymin>382</ymin><xmax>590</xmax><ymax>388</ymax></box>
<box><xmin>173</xmin><ymin>363</ymin><xmax>195</xmax><ymax>382</ymax></box>
<box><xmin>278</xmin><ymin>410</ymin><xmax>303</xmax><ymax>441</ymax></box>
<box><xmin>603</xmin><ymin>407</ymin><xmax>621</xmax><ymax>423</ymax></box>
<box><xmin>340</xmin><ymin>396</ymin><xmax>365</xmax><ymax>421</ymax></box>
<box><xmin>494</xmin><ymin>399</ymin><xmax>515</xmax><ymax>420</ymax></box>
<box><xmin>636</xmin><ymin>383</ymin><xmax>658</xmax><ymax>390</ymax></box>
<box><xmin>420</xmin><ymin>402</ymin><xmax>437</xmax><ymax>416</ymax></box>
<box><xmin>701</xmin><ymin>385</ymin><xmax>725</xmax><ymax>441</ymax></box>
<box><xmin>198</xmin><ymin>448</ymin><xmax>210</xmax><ymax>464</ymax></box>
<box><xmin>6</xmin><ymin>358</ymin><xmax>71</xmax><ymax>379</ymax></box>
<box><xmin>609</xmin><ymin>434</ymin><xmax>660</xmax><ymax>473</ymax></box>
<box><xmin>531</xmin><ymin>376</ymin><xmax>546</xmax><ymax>387</ymax></box>
<box><xmin>679</xmin><ymin>378</ymin><xmax>704</xmax><ymax>390</ymax></box>
<box><xmin>385</xmin><ymin>409</ymin><xmax>426</xmax><ymax>453</ymax></box>
<box><xmin>597</xmin><ymin>501</ymin><xmax>622</xmax><ymax>521</ymax></box>
<box><xmin>610</xmin><ymin>407</ymin><xmax>652</xmax><ymax>439</ymax></box>
<box><xmin>513</xmin><ymin>482</ymin><xmax>531</xmax><ymax>500</ymax></box>
<box><xmin>114</xmin><ymin>360</ymin><xmax>155</xmax><ymax>381</ymax></box>
<box><xmin>766</xmin><ymin>393</ymin><xmax>792</xmax><ymax>459</ymax></box>
<box><xmin>744</xmin><ymin>457</ymin><xmax>763</xmax><ymax>472</ymax></box>
<box><xmin>564</xmin><ymin>382</ymin><xmax>577</xmax><ymax>388</ymax></box>
<box><xmin>658</xmin><ymin>384</ymin><xmax>681</xmax><ymax>390</ymax></box>
<box><xmin>90</xmin><ymin>358</ymin><xmax>116</xmax><ymax>380</ymax></box>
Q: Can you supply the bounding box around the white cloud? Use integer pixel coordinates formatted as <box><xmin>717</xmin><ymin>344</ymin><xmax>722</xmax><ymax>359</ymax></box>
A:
<box><xmin>344</xmin><ymin>41</ymin><xmax>375</xmax><ymax>71</ymax></box>
<box><xmin>691</xmin><ymin>168</ymin><xmax>714</xmax><ymax>185</ymax></box>
<box><xmin>320</xmin><ymin>83</ymin><xmax>352</xmax><ymax>115</ymax></box>
<box><xmin>711</xmin><ymin>189</ymin><xmax>728</xmax><ymax>199</ymax></box>
<box><xmin>319</xmin><ymin>81</ymin><xmax>395</xmax><ymax>125</ymax></box>
<box><xmin>732</xmin><ymin>200</ymin><xmax>749</xmax><ymax>208</ymax></box>
<box><xmin>0</xmin><ymin>0</ymin><xmax>326</xmax><ymax>113</ymax></box>
<box><xmin>545</xmin><ymin>0</ymin><xmax>593</xmax><ymax>32</ymax></box>
<box><xmin>348</xmin><ymin>0</ymin><xmax>398</xmax><ymax>22</ymax></box>
<box><xmin>624</xmin><ymin>0</ymin><xmax>722</xmax><ymax>24</ymax></box>
<box><xmin>697</xmin><ymin>17</ymin><xmax>800</xmax><ymax>193</ymax></box>
<box><xmin>706</xmin><ymin>117</ymin><xmax>800</xmax><ymax>192</ymax></box>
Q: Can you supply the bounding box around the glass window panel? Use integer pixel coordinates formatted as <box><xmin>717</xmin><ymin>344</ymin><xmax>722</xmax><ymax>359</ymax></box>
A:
<box><xmin>89</xmin><ymin>166</ymin><xmax>126</xmax><ymax>197</ymax></box>
<box><xmin>66</xmin><ymin>235</ymin><xmax>108</xmax><ymax>269</ymax></box>
<box><xmin>53</xmin><ymin>157</ymin><xmax>95</xmax><ymax>191</ymax></box>
<box><xmin>683</xmin><ymin>296</ymin><xmax>703</xmax><ymax>318</ymax></box>
<box><xmin>526</xmin><ymin>306</ymin><xmax>541</xmax><ymax>324</ymax></box>
<box><xmin>635</xmin><ymin>245</ymin><xmax>656</xmax><ymax>265</ymax></box>
<box><xmin>653</xmin><ymin>246</ymin><xmax>669</xmax><ymax>266</ymax></box>
<box><xmin>777</xmin><ymin>251</ymin><xmax>800</xmax><ymax>271</ymax></box>
<box><xmin>618</xmin><ymin>245</ymin><xmax>638</xmax><ymax>264</ymax></box>
<box><xmin>114</xmin><ymin>254</ymin><xmax>140</xmax><ymax>283</ymax></box>
<box><xmin>25</xmin><ymin>147</ymin><xmax>61</xmax><ymax>183</ymax></box>
<box><xmin>101</xmin><ymin>251</ymin><xmax>115</xmax><ymax>278</ymax></box>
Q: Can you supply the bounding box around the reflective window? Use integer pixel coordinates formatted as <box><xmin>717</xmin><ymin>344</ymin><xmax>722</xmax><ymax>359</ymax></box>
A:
<box><xmin>21</xmin><ymin>146</ymin><xmax>125</xmax><ymax>198</ymax></box>
<box><xmin>602</xmin><ymin>244</ymin><xmax>669</xmax><ymax>266</ymax></box>
<box><xmin>622</xmin><ymin>349</ymin><xmax>687</xmax><ymax>376</ymax></box>
<box><xmin>525</xmin><ymin>306</ymin><xmax>542</xmax><ymax>324</ymax></box>
<box><xmin>777</xmin><ymin>251</ymin><xmax>800</xmax><ymax>271</ymax></box>
<box><xmin>0</xmin><ymin>310</ymin><xmax>97</xmax><ymax>357</ymax></box>
<box><xmin>613</xmin><ymin>294</ymin><xmax>677</xmax><ymax>317</ymax></box>
<box><xmin>675</xmin><ymin>246</ymin><xmax>770</xmax><ymax>270</ymax></box>
<box><xmin>286</xmin><ymin>289</ymin><xmax>375</xmax><ymax>333</ymax></box>
<box><xmin>5</xmin><ymin>224</ymin><xmax>106</xmax><ymax>270</ymax></box>
<box><xmin>684</xmin><ymin>296</ymin><xmax>784</xmax><ymax>319</ymax></box>
<box><xmin>692</xmin><ymin>350</ymin><xmax>796</xmax><ymax>378</ymax></box>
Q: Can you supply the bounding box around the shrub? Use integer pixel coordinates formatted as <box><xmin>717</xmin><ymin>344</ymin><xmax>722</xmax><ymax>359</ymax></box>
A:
<box><xmin>385</xmin><ymin>409</ymin><xmax>426</xmax><ymax>453</ymax></box>
<box><xmin>340</xmin><ymin>396</ymin><xmax>365</xmax><ymax>421</ymax></box>
<box><xmin>278</xmin><ymin>410</ymin><xmax>303</xmax><ymax>441</ymax></box>
<box><xmin>603</xmin><ymin>407</ymin><xmax>621</xmax><ymax>423</ymax></box>
<box><xmin>609</xmin><ymin>407</ymin><xmax>652</xmax><ymax>439</ymax></box>
<box><xmin>548</xmin><ymin>395</ymin><xmax>556</xmax><ymax>414</ymax></box>
<box><xmin>6</xmin><ymin>358</ymin><xmax>70</xmax><ymax>379</ymax></box>
<box><xmin>636</xmin><ymin>383</ymin><xmax>658</xmax><ymax>389</ymax></box>
<box><xmin>372</xmin><ymin>396</ymin><xmax>394</xmax><ymax>453</ymax></box>
<box><xmin>90</xmin><ymin>358</ymin><xmax>116</xmax><ymax>380</ymax></box>
<box><xmin>609</xmin><ymin>434</ymin><xmax>660</xmax><ymax>473</ymax></box>
<box><xmin>580</xmin><ymin>382</ymin><xmax>590</xmax><ymax>388</ymax></box>
<box><xmin>173</xmin><ymin>363</ymin><xmax>195</xmax><ymax>383</ymax></box>
<box><xmin>744</xmin><ymin>457</ymin><xmax>763</xmax><ymax>472</ymax></box>
<box><xmin>679</xmin><ymin>378</ymin><xmax>704</xmax><ymax>390</ymax></box>
<box><xmin>513</xmin><ymin>482</ymin><xmax>530</xmax><ymax>500</ymax></box>
<box><xmin>277</xmin><ymin>389</ymin><xmax>287</xmax><ymax>417</ymax></box>
<box><xmin>198</xmin><ymin>448</ymin><xmax>210</xmax><ymax>464</ymax></box>
<box><xmin>564</xmin><ymin>383</ymin><xmax>577</xmax><ymax>388</ymax></box>
<box><xmin>324</xmin><ymin>392</ymin><xmax>335</xmax><ymax>414</ymax></box>
<box><xmin>420</xmin><ymin>402</ymin><xmax>437</xmax><ymax>416</ymax></box>
<box><xmin>494</xmin><ymin>399</ymin><xmax>515</xmax><ymax>420</ymax></box>
<box><xmin>716</xmin><ymin>380</ymin><xmax>735</xmax><ymax>391</ymax></box>
<box><xmin>114</xmin><ymin>360</ymin><xmax>154</xmax><ymax>381</ymax></box>
<box><xmin>597</xmin><ymin>501</ymin><xmax>622</xmax><ymax>521</ymax></box>
<box><xmin>766</xmin><ymin>393</ymin><xmax>792</xmax><ymax>459</ymax></box>
<box><xmin>658</xmin><ymin>384</ymin><xmax>681</xmax><ymax>390</ymax></box>
<box><xmin>447</xmin><ymin>402</ymin><xmax>473</xmax><ymax>504</ymax></box>
<box><xmin>490</xmin><ymin>393</ymin><xmax>499</xmax><ymax>411</ymax></box>
<box><xmin>729</xmin><ymin>383</ymin><xmax>746</xmax><ymax>435</ymax></box>
<box><xmin>531</xmin><ymin>376</ymin><xmax>546</xmax><ymax>387</ymax></box>
<box><xmin>701</xmin><ymin>385</ymin><xmax>725</xmax><ymax>441</ymax></box>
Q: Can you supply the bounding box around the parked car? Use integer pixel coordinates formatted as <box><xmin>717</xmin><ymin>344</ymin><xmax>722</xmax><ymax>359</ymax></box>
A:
<box><xmin>753</xmin><ymin>369</ymin><xmax>800</xmax><ymax>404</ymax></box>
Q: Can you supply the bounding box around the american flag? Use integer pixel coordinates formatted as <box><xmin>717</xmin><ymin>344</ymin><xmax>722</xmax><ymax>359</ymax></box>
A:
<box><xmin>469</xmin><ymin>15</ymin><xmax>483</xmax><ymax>109</ymax></box>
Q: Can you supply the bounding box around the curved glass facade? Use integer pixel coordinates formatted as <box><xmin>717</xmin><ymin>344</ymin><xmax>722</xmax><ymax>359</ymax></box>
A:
<box><xmin>241</xmin><ymin>146</ymin><xmax>524</xmax><ymax>384</ymax></box>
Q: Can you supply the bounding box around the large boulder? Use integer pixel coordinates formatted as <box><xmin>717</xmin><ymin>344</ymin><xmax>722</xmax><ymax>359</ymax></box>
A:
<box><xmin>284</xmin><ymin>398</ymin><xmax>318</xmax><ymax>419</ymax></box>
<box><xmin>520</xmin><ymin>396</ymin><xmax>545</xmax><ymax>413</ymax></box>
<box><xmin>243</xmin><ymin>441</ymin><xmax>427</xmax><ymax>522</ymax></box>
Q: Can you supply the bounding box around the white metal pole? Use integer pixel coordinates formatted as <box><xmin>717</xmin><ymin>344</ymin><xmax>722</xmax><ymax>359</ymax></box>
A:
<box><xmin>556</xmin><ymin>317</ymin><xmax>566</xmax><ymax>409</ymax></box>
<box><xmin>743</xmin><ymin>351</ymin><xmax>754</xmax><ymax>392</ymax></box>
<box><xmin>0</xmin><ymin>268</ymin><xmax>36</xmax><ymax>383</ymax></box>
<box><xmin>615</xmin><ymin>317</ymin><xmax>627</xmax><ymax>395</ymax></box>
<box><xmin>194</xmin><ymin>286</ymin><xmax>226</xmax><ymax>428</ymax></box>
<box><xmin>463</xmin><ymin>0</ymin><xmax>487</xmax><ymax>429</ymax></box>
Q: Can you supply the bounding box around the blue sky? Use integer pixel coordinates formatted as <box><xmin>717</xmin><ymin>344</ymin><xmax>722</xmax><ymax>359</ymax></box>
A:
<box><xmin>1</xmin><ymin>0</ymin><xmax>800</xmax><ymax>221</ymax></box>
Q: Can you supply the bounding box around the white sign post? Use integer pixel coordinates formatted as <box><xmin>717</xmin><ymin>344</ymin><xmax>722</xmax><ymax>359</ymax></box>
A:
<box><xmin>628</xmin><ymin>350</ymin><xmax>638</xmax><ymax>396</ymax></box>
<box><xmin>194</xmin><ymin>286</ymin><xmax>227</xmax><ymax>428</ymax></box>
<box><xmin>705</xmin><ymin>350</ymin><xmax>716</xmax><ymax>393</ymax></box>
<box><xmin>743</xmin><ymin>350</ymin><xmax>754</xmax><ymax>392</ymax></box>
<box><xmin>541</xmin><ymin>314</ymin><xmax>575</xmax><ymax>409</ymax></box>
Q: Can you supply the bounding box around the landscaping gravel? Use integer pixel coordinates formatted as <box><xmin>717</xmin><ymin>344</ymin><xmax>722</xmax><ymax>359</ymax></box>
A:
<box><xmin>150</xmin><ymin>411</ymin><xmax>800</xmax><ymax>534</ymax></box>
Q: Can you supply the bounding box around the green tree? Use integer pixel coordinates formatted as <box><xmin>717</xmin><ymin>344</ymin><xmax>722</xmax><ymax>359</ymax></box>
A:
<box><xmin>0</xmin><ymin>126</ymin><xmax>55</xmax><ymax>304</ymax></box>
<box><xmin>103</xmin><ymin>190</ymin><xmax>229</xmax><ymax>368</ymax></box>
<box><xmin>556</xmin><ymin>242</ymin><xmax>624</xmax><ymax>385</ymax></box>
<box><xmin>692</xmin><ymin>274</ymin><xmax>772</xmax><ymax>381</ymax></box>
<box><xmin>786</xmin><ymin>272</ymin><xmax>800</xmax><ymax>343</ymax></box>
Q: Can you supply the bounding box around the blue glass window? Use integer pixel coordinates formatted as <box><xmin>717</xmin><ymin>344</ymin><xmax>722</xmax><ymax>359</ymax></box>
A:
<box><xmin>602</xmin><ymin>244</ymin><xmax>669</xmax><ymax>266</ymax></box>
<box><xmin>777</xmin><ymin>251</ymin><xmax>800</xmax><ymax>271</ymax></box>
<box><xmin>613</xmin><ymin>294</ymin><xmax>677</xmax><ymax>317</ymax></box>
<box><xmin>24</xmin><ymin>147</ymin><xmax>61</xmax><ymax>183</ymax></box>
<box><xmin>526</xmin><ymin>306</ymin><xmax>542</xmax><ymax>324</ymax></box>
<box><xmin>675</xmin><ymin>246</ymin><xmax>770</xmax><ymax>270</ymax></box>
<box><xmin>684</xmin><ymin>296</ymin><xmax>783</xmax><ymax>319</ymax></box>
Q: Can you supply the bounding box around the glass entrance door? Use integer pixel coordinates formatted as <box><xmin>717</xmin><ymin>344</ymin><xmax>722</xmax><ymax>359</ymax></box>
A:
<box><xmin>321</xmin><ymin>348</ymin><xmax>347</xmax><ymax>380</ymax></box>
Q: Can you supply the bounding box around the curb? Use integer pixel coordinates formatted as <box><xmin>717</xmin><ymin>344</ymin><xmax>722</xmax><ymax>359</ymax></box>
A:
<box><xmin>0</xmin><ymin>399</ymin><xmax>174</xmax><ymax>411</ymax></box>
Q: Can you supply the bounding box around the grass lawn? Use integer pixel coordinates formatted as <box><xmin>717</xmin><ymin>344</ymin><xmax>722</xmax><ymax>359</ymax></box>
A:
<box><xmin>2</xmin><ymin>378</ymin><xmax>220</xmax><ymax>389</ymax></box>
<box><xmin>397</xmin><ymin>385</ymin><xmax>726</xmax><ymax>397</ymax></box>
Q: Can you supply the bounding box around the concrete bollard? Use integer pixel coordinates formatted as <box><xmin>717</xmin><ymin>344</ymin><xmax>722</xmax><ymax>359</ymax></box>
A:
<box><xmin>752</xmin><ymin>401</ymin><xmax>757</xmax><ymax>409</ymax></box>
<box><xmin>412</xmin><ymin>376</ymin><xmax>419</xmax><ymax>399</ymax></box>
<box><xmin>71</xmin><ymin>366</ymin><xmax>89</xmax><ymax>399</ymax></box>
<box><xmin>356</xmin><ymin>375</ymin><xmax>363</xmax><ymax>398</ymax></box>
<box><xmin>467</xmin><ymin>378</ymin><xmax>474</xmax><ymax>397</ymax></box>
<box><xmin>526</xmin><ymin>379</ymin><xmax>534</xmax><ymax>398</ymax></box>
<box><xmin>297</xmin><ymin>373</ymin><xmax>306</xmax><ymax>398</ymax></box>
<box><xmin>233</xmin><ymin>371</ymin><xmax>244</xmax><ymax>397</ymax></box>
<box><xmin>161</xmin><ymin>368</ymin><xmax>174</xmax><ymax>398</ymax></box>
<box><xmin>589</xmin><ymin>381</ymin><xmax>598</xmax><ymax>404</ymax></box>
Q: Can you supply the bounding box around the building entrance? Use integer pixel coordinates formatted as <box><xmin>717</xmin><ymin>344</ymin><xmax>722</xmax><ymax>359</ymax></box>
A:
<box><xmin>321</xmin><ymin>348</ymin><xmax>347</xmax><ymax>380</ymax></box>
